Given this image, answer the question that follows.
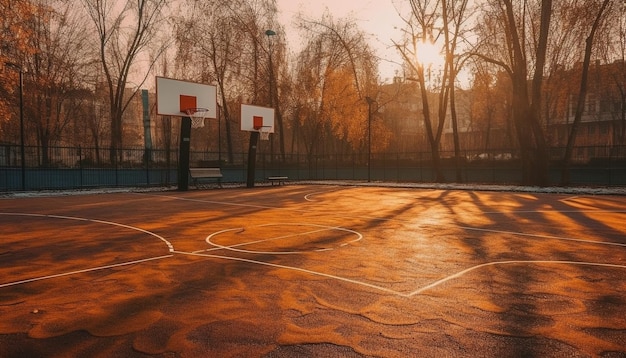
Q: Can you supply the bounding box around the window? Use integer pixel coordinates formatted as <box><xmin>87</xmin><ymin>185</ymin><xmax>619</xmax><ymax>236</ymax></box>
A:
<box><xmin>599</xmin><ymin>123</ymin><xmax>609</xmax><ymax>135</ymax></box>
<box><xmin>588</xmin><ymin>125</ymin><xmax>595</xmax><ymax>135</ymax></box>
<box><xmin>587</xmin><ymin>93</ymin><xmax>596</xmax><ymax>114</ymax></box>
<box><xmin>600</xmin><ymin>99</ymin><xmax>611</xmax><ymax>113</ymax></box>
<box><xmin>587</xmin><ymin>146</ymin><xmax>595</xmax><ymax>158</ymax></box>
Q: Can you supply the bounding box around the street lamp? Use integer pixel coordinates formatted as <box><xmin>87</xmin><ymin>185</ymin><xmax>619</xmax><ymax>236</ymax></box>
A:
<box><xmin>246</xmin><ymin>29</ymin><xmax>276</xmax><ymax>188</ymax></box>
<box><xmin>265</xmin><ymin>30</ymin><xmax>276</xmax><ymax>108</ymax></box>
<box><xmin>365</xmin><ymin>96</ymin><xmax>375</xmax><ymax>182</ymax></box>
<box><xmin>266</xmin><ymin>29</ymin><xmax>276</xmax><ymax>157</ymax></box>
<box><xmin>5</xmin><ymin>62</ymin><xmax>25</xmax><ymax>190</ymax></box>
<box><xmin>217</xmin><ymin>104</ymin><xmax>222</xmax><ymax>164</ymax></box>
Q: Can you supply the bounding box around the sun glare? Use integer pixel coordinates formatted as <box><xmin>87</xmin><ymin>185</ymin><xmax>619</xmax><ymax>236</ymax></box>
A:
<box><xmin>416</xmin><ymin>40</ymin><xmax>444</xmax><ymax>69</ymax></box>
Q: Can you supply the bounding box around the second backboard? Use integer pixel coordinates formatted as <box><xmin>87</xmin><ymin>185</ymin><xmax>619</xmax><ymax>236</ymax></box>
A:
<box><xmin>241</xmin><ymin>104</ymin><xmax>275</xmax><ymax>133</ymax></box>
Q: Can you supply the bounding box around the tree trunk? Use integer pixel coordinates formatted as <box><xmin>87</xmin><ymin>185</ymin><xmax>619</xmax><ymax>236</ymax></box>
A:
<box><xmin>448</xmin><ymin>66</ymin><xmax>462</xmax><ymax>182</ymax></box>
<box><xmin>418</xmin><ymin>78</ymin><xmax>445</xmax><ymax>182</ymax></box>
<box><xmin>561</xmin><ymin>0</ymin><xmax>611</xmax><ymax>185</ymax></box>
<box><xmin>503</xmin><ymin>0</ymin><xmax>552</xmax><ymax>186</ymax></box>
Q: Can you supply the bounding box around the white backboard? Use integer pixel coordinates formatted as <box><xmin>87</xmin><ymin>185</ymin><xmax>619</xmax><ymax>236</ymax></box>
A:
<box><xmin>241</xmin><ymin>104</ymin><xmax>275</xmax><ymax>132</ymax></box>
<box><xmin>156</xmin><ymin>76</ymin><xmax>217</xmax><ymax>118</ymax></box>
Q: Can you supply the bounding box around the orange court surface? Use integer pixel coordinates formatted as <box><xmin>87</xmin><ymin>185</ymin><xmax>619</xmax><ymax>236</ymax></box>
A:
<box><xmin>1</xmin><ymin>184</ymin><xmax>625</xmax><ymax>357</ymax></box>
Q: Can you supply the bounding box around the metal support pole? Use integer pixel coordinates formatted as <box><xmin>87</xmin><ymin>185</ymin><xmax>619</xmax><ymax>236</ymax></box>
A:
<box><xmin>246</xmin><ymin>131</ymin><xmax>259</xmax><ymax>187</ymax></box>
<box><xmin>218</xmin><ymin>105</ymin><xmax>222</xmax><ymax>164</ymax></box>
<box><xmin>178</xmin><ymin>116</ymin><xmax>191</xmax><ymax>191</ymax></box>
<box><xmin>18</xmin><ymin>68</ymin><xmax>25</xmax><ymax>190</ymax></box>
<box><xmin>266</xmin><ymin>30</ymin><xmax>275</xmax><ymax>160</ymax></box>
<box><xmin>366</xmin><ymin>96</ymin><xmax>374</xmax><ymax>182</ymax></box>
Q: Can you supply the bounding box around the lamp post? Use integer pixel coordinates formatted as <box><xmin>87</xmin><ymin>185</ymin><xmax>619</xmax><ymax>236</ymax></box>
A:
<box><xmin>5</xmin><ymin>62</ymin><xmax>25</xmax><ymax>190</ymax></box>
<box><xmin>365</xmin><ymin>96</ymin><xmax>375</xmax><ymax>182</ymax></box>
<box><xmin>217</xmin><ymin>104</ymin><xmax>222</xmax><ymax>164</ymax></box>
<box><xmin>266</xmin><ymin>29</ymin><xmax>276</xmax><ymax>159</ymax></box>
<box><xmin>265</xmin><ymin>30</ymin><xmax>276</xmax><ymax>109</ymax></box>
<box><xmin>246</xmin><ymin>29</ymin><xmax>276</xmax><ymax>188</ymax></box>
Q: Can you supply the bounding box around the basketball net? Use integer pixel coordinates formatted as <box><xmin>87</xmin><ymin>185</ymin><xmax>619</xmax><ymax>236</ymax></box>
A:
<box><xmin>184</xmin><ymin>108</ymin><xmax>209</xmax><ymax>128</ymax></box>
<box><xmin>259</xmin><ymin>126</ymin><xmax>271</xmax><ymax>141</ymax></box>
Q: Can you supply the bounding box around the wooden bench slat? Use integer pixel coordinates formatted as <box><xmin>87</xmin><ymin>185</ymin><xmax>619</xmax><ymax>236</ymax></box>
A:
<box><xmin>190</xmin><ymin>168</ymin><xmax>222</xmax><ymax>177</ymax></box>
<box><xmin>267</xmin><ymin>176</ymin><xmax>288</xmax><ymax>186</ymax></box>
<box><xmin>190</xmin><ymin>168</ymin><xmax>223</xmax><ymax>188</ymax></box>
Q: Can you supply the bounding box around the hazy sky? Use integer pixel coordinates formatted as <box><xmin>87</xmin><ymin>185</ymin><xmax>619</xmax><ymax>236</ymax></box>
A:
<box><xmin>275</xmin><ymin>0</ymin><xmax>406</xmax><ymax>81</ymax></box>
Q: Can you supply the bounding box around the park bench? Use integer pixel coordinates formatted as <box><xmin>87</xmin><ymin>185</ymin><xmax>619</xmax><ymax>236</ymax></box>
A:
<box><xmin>267</xmin><ymin>176</ymin><xmax>288</xmax><ymax>186</ymax></box>
<box><xmin>189</xmin><ymin>168</ymin><xmax>223</xmax><ymax>188</ymax></box>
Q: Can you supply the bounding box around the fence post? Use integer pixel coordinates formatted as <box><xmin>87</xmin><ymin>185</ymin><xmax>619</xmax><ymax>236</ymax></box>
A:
<box><xmin>79</xmin><ymin>146</ymin><xmax>83</xmax><ymax>188</ymax></box>
<box><xmin>396</xmin><ymin>153</ymin><xmax>399</xmax><ymax>182</ymax></box>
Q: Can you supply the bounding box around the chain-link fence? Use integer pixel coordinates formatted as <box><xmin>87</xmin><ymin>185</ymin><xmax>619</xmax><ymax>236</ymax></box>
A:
<box><xmin>1</xmin><ymin>144</ymin><xmax>625</xmax><ymax>191</ymax></box>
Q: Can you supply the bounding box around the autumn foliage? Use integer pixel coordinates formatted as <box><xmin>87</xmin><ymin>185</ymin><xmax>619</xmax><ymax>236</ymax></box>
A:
<box><xmin>0</xmin><ymin>0</ymin><xmax>37</xmax><ymax>125</ymax></box>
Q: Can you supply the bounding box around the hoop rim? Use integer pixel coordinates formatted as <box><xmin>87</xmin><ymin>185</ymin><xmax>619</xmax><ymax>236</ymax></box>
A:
<box><xmin>183</xmin><ymin>107</ymin><xmax>210</xmax><ymax>117</ymax></box>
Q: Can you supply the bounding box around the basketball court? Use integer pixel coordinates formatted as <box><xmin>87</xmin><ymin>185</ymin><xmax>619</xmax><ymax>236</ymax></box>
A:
<box><xmin>1</xmin><ymin>184</ymin><xmax>625</xmax><ymax>356</ymax></box>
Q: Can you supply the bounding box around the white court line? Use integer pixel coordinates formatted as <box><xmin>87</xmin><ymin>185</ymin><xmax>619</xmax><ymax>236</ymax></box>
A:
<box><xmin>203</xmin><ymin>227</ymin><xmax>334</xmax><ymax>254</ymax></box>
<box><xmin>303</xmin><ymin>186</ymin><xmax>343</xmax><ymax>202</ymax></box>
<box><xmin>176</xmin><ymin>250</ymin><xmax>626</xmax><ymax>298</ymax></box>
<box><xmin>455</xmin><ymin>225</ymin><xmax>626</xmax><ymax>248</ymax></box>
<box><xmin>407</xmin><ymin>260</ymin><xmax>626</xmax><ymax>296</ymax></box>
<box><xmin>0</xmin><ymin>255</ymin><xmax>173</xmax><ymax>288</ymax></box>
<box><xmin>3</xmin><ymin>210</ymin><xmax>625</xmax><ymax>296</ymax></box>
<box><xmin>202</xmin><ymin>223</ymin><xmax>363</xmax><ymax>255</ymax></box>
<box><xmin>138</xmin><ymin>193</ymin><xmax>626</xmax><ymax>248</ymax></box>
<box><xmin>143</xmin><ymin>194</ymin><xmax>278</xmax><ymax>210</ymax></box>
<box><xmin>0</xmin><ymin>212</ymin><xmax>174</xmax><ymax>252</ymax></box>
<box><xmin>482</xmin><ymin>209</ymin><xmax>626</xmax><ymax>214</ymax></box>
<box><xmin>137</xmin><ymin>193</ymin><xmax>626</xmax><ymax>296</ymax></box>
<box><xmin>0</xmin><ymin>212</ymin><xmax>176</xmax><ymax>288</ymax></box>
<box><xmin>11</xmin><ymin>196</ymin><xmax>626</xmax><ymax>297</ymax></box>
<box><xmin>174</xmin><ymin>250</ymin><xmax>405</xmax><ymax>296</ymax></box>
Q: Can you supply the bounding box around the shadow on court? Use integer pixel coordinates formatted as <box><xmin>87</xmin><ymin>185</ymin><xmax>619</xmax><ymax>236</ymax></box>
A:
<box><xmin>0</xmin><ymin>185</ymin><xmax>625</xmax><ymax>357</ymax></box>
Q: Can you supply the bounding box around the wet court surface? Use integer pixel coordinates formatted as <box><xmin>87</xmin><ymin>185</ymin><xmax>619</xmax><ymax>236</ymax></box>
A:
<box><xmin>1</xmin><ymin>185</ymin><xmax>625</xmax><ymax>357</ymax></box>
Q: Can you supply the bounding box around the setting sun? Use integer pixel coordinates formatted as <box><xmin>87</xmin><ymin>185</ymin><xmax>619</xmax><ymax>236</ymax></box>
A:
<box><xmin>416</xmin><ymin>40</ymin><xmax>445</xmax><ymax>69</ymax></box>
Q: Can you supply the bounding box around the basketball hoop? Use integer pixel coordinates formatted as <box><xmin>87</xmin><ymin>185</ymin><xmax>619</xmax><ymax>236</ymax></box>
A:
<box><xmin>259</xmin><ymin>126</ymin><xmax>271</xmax><ymax>141</ymax></box>
<box><xmin>184</xmin><ymin>107</ymin><xmax>209</xmax><ymax>128</ymax></box>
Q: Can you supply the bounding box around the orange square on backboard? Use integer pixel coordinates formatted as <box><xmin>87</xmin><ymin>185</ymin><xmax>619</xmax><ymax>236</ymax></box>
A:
<box><xmin>253</xmin><ymin>116</ymin><xmax>263</xmax><ymax>130</ymax></box>
<box><xmin>180</xmin><ymin>95</ymin><xmax>197</xmax><ymax>112</ymax></box>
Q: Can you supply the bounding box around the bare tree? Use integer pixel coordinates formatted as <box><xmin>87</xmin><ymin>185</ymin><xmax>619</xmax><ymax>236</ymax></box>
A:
<box><xmin>395</xmin><ymin>0</ymin><xmax>449</xmax><ymax>182</ymax></box>
<box><xmin>442</xmin><ymin>0</ymin><xmax>473</xmax><ymax>181</ymax></box>
<box><xmin>473</xmin><ymin>0</ymin><xmax>552</xmax><ymax>186</ymax></box>
<box><xmin>233</xmin><ymin>0</ymin><xmax>286</xmax><ymax>163</ymax></box>
<box><xmin>468</xmin><ymin>63</ymin><xmax>514</xmax><ymax>154</ymax></box>
<box><xmin>290</xmin><ymin>35</ymin><xmax>328</xmax><ymax>161</ymax></box>
<box><xmin>607</xmin><ymin>2</ymin><xmax>626</xmax><ymax>145</ymax></box>
<box><xmin>21</xmin><ymin>1</ymin><xmax>93</xmax><ymax>165</ymax></box>
<box><xmin>560</xmin><ymin>0</ymin><xmax>612</xmax><ymax>184</ymax></box>
<box><xmin>176</xmin><ymin>0</ymin><xmax>285</xmax><ymax>164</ymax></box>
<box><xmin>602</xmin><ymin>1</ymin><xmax>625</xmax><ymax>148</ymax></box>
<box><xmin>293</xmin><ymin>13</ymin><xmax>379</xmax><ymax>160</ymax></box>
<box><xmin>81</xmin><ymin>0</ymin><xmax>168</xmax><ymax>164</ymax></box>
<box><xmin>175</xmin><ymin>0</ymin><xmax>242</xmax><ymax>164</ymax></box>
